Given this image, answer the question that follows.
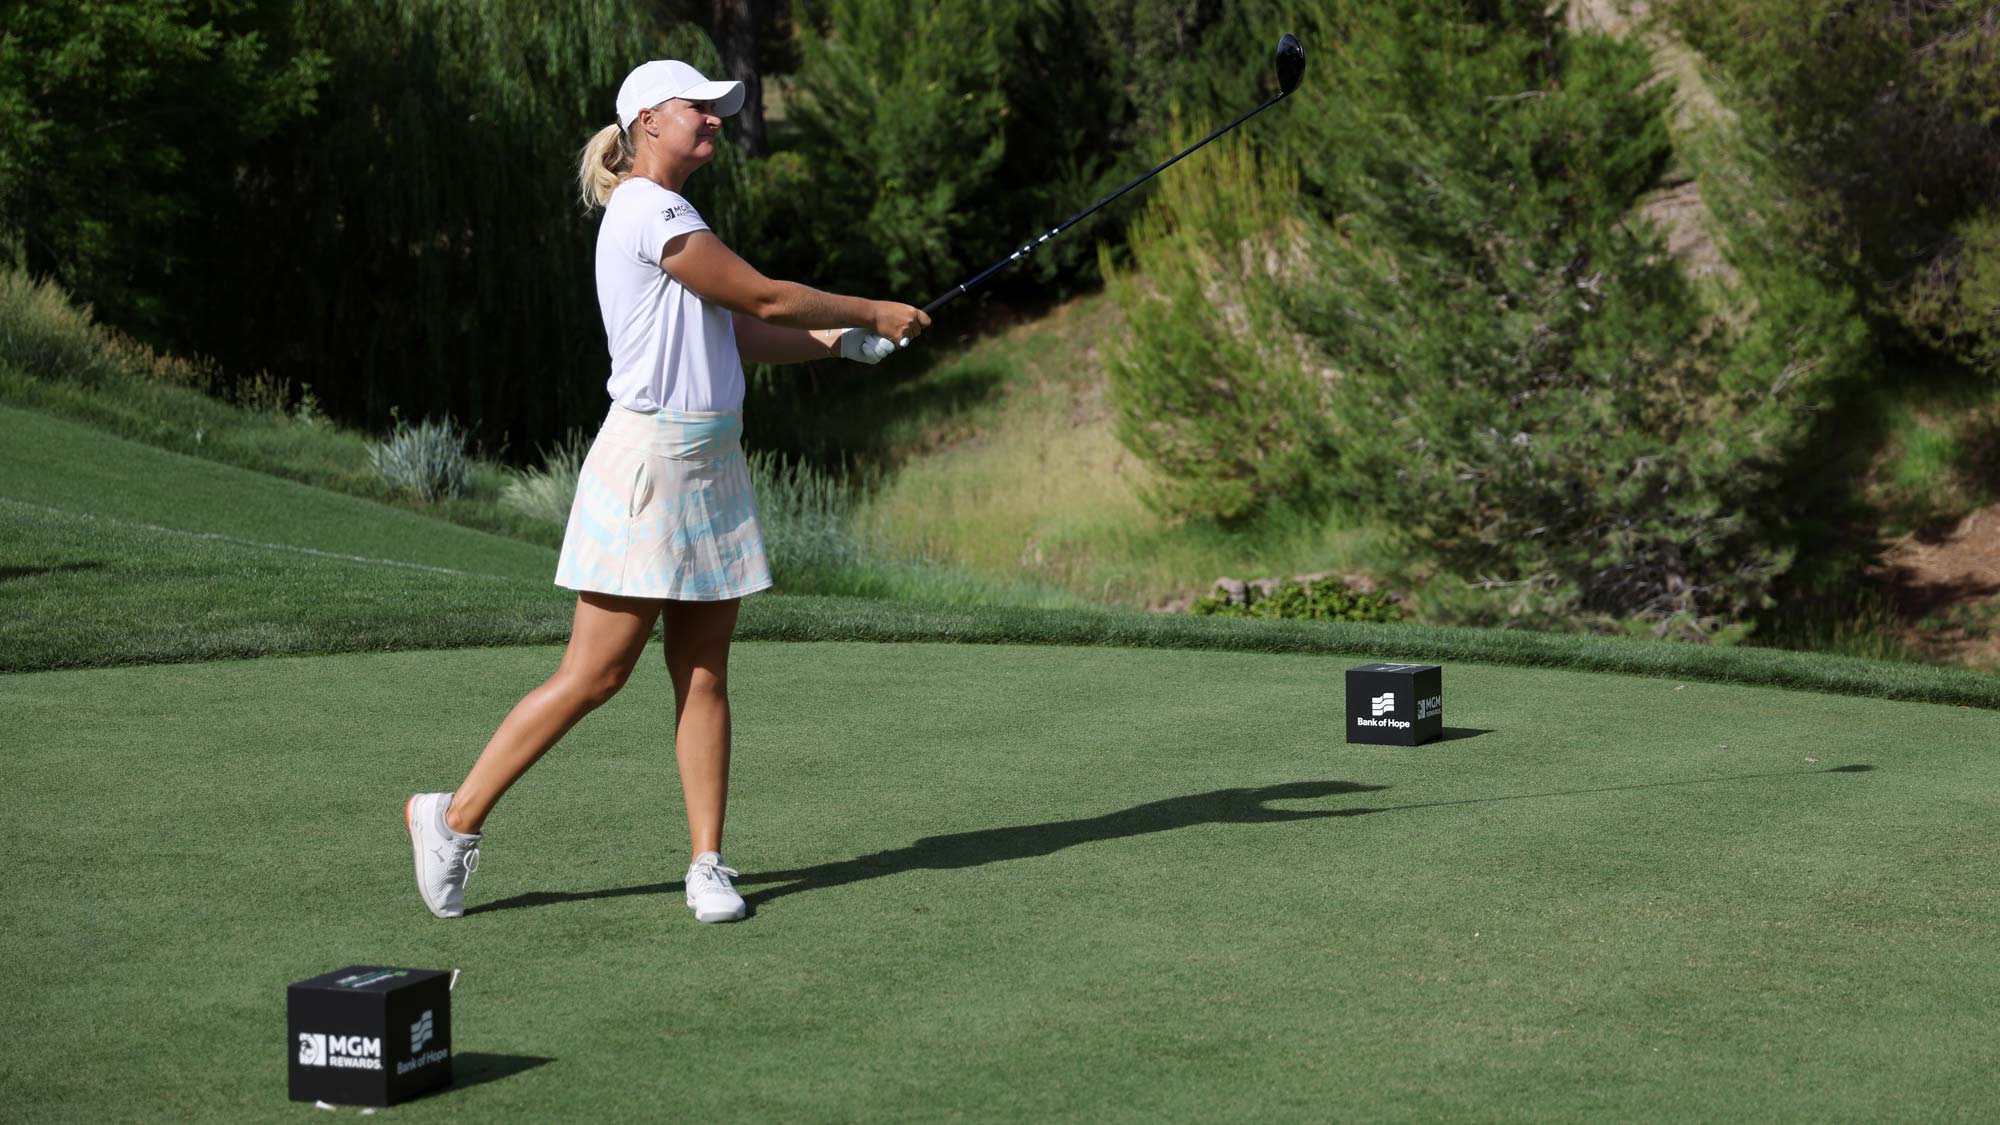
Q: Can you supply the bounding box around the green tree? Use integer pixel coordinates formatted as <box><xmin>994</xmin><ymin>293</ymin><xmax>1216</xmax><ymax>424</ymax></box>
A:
<box><xmin>1102</xmin><ymin>140</ymin><xmax>1333</xmax><ymax>524</ymax></box>
<box><xmin>783</xmin><ymin>0</ymin><xmax>1139</xmax><ymax>299</ymax></box>
<box><xmin>0</xmin><ymin>0</ymin><xmax>327</xmax><ymax>330</ymax></box>
<box><xmin>1671</xmin><ymin>0</ymin><xmax>2000</xmax><ymax>382</ymax></box>
<box><xmin>1109</xmin><ymin>1</ymin><xmax>1871</xmax><ymax>636</ymax></box>
<box><xmin>178</xmin><ymin>0</ymin><xmax>684</xmax><ymax>447</ymax></box>
<box><xmin>5</xmin><ymin>1</ymin><xmax>1171</xmax><ymax>461</ymax></box>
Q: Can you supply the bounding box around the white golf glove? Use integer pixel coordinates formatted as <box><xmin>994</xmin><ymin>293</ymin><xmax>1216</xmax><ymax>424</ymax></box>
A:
<box><xmin>838</xmin><ymin>328</ymin><xmax>898</xmax><ymax>365</ymax></box>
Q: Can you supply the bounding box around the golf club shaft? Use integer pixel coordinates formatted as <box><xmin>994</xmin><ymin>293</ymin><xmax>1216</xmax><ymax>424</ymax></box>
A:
<box><xmin>922</xmin><ymin>92</ymin><xmax>1289</xmax><ymax>317</ymax></box>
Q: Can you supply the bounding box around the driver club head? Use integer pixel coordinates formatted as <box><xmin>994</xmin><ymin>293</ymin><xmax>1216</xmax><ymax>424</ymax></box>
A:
<box><xmin>1275</xmin><ymin>32</ymin><xmax>1305</xmax><ymax>97</ymax></box>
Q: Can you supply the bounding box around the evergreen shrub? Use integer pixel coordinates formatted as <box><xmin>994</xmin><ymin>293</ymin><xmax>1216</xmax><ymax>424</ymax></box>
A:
<box><xmin>0</xmin><ymin>268</ymin><xmax>226</xmax><ymax>393</ymax></box>
<box><xmin>1102</xmin><ymin>142</ymin><xmax>1333</xmax><ymax>524</ymax></box>
<box><xmin>1670</xmin><ymin>0</ymin><xmax>2000</xmax><ymax>384</ymax></box>
<box><xmin>0</xmin><ymin>0</ymin><xmax>329</xmax><ymax>333</ymax></box>
<box><xmin>784</xmin><ymin>0</ymin><xmax>1136</xmax><ymax>298</ymax></box>
<box><xmin>0</xmin><ymin>269</ymin><xmax>118</xmax><ymax>387</ymax></box>
<box><xmin>1111</xmin><ymin>2</ymin><xmax>1868</xmax><ymax>637</ymax></box>
<box><xmin>1191</xmin><ymin>578</ymin><xmax>1403</xmax><ymax>623</ymax></box>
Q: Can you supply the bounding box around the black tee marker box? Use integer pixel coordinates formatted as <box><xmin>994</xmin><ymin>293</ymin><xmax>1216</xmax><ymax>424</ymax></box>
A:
<box><xmin>288</xmin><ymin>965</ymin><xmax>452</xmax><ymax>1106</ymax></box>
<box><xmin>1345</xmin><ymin>663</ymin><xmax>1443</xmax><ymax>746</ymax></box>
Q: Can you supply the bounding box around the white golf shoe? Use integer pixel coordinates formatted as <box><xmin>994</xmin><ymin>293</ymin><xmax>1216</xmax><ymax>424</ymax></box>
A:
<box><xmin>405</xmin><ymin>792</ymin><xmax>481</xmax><ymax>919</ymax></box>
<box><xmin>685</xmin><ymin>851</ymin><xmax>746</xmax><ymax>923</ymax></box>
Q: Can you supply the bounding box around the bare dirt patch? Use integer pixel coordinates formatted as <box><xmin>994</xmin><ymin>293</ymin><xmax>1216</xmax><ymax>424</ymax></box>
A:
<box><xmin>1875</xmin><ymin>503</ymin><xmax>2000</xmax><ymax>668</ymax></box>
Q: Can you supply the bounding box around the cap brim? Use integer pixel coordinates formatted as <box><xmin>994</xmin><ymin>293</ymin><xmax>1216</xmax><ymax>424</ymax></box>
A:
<box><xmin>678</xmin><ymin>80</ymin><xmax>745</xmax><ymax>118</ymax></box>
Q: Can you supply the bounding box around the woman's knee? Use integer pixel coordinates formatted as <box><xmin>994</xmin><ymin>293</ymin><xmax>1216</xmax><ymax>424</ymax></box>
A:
<box><xmin>678</xmin><ymin>667</ymin><xmax>728</xmax><ymax>704</ymax></box>
<box><xmin>557</xmin><ymin>665</ymin><xmax>632</xmax><ymax>709</ymax></box>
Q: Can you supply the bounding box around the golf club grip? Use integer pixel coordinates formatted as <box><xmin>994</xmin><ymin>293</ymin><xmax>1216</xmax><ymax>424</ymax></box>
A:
<box><xmin>889</xmin><ymin>290</ymin><xmax>964</xmax><ymax>348</ymax></box>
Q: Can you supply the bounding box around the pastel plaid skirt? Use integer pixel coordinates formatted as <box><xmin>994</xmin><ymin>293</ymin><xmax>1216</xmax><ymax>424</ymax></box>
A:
<box><xmin>553</xmin><ymin>406</ymin><xmax>773</xmax><ymax>601</ymax></box>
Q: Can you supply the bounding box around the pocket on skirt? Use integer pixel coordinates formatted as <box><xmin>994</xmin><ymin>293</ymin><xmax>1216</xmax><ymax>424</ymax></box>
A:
<box><xmin>628</xmin><ymin>456</ymin><xmax>654</xmax><ymax>518</ymax></box>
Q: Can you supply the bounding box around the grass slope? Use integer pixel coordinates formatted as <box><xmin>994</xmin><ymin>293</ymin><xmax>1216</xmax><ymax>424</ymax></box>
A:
<box><xmin>739</xmin><ymin>597</ymin><xmax>2000</xmax><ymax>711</ymax></box>
<box><xmin>4</xmin><ymin>643</ymin><xmax>1997</xmax><ymax>1119</ymax></box>
<box><xmin>0</xmin><ymin>404</ymin><xmax>555</xmax><ymax>577</ymax></box>
<box><xmin>0</xmin><ymin>360</ymin><xmax>567</xmax><ymax>549</ymax></box>
<box><xmin>854</xmin><ymin>294</ymin><xmax>1393</xmax><ymax>607</ymax></box>
<box><xmin>1</xmin><ymin>405</ymin><xmax>570</xmax><ymax>671</ymax></box>
<box><xmin>7</xmin><ymin>402</ymin><xmax>1999</xmax><ymax>709</ymax></box>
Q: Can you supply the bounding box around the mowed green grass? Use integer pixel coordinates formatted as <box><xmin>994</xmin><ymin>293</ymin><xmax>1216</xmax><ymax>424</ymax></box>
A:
<box><xmin>11</xmin><ymin>401</ymin><xmax>2000</xmax><ymax>711</ymax></box>
<box><xmin>6</xmin><ymin>395</ymin><xmax>2000</xmax><ymax>1118</ymax></box>
<box><xmin>0</xmin><ymin>404</ymin><xmax>572</xmax><ymax>670</ymax></box>
<box><xmin>0</xmin><ymin>404</ymin><xmax>556</xmax><ymax>577</ymax></box>
<box><xmin>5</xmin><ymin>642</ymin><xmax>1997</xmax><ymax>1120</ymax></box>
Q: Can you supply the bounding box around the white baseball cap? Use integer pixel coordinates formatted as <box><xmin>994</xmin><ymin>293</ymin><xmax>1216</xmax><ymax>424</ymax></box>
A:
<box><xmin>616</xmin><ymin>60</ymin><xmax>744</xmax><ymax>129</ymax></box>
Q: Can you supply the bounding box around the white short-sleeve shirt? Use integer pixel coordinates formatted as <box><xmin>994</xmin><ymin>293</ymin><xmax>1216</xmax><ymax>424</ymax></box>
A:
<box><xmin>595</xmin><ymin>178</ymin><xmax>744</xmax><ymax>413</ymax></box>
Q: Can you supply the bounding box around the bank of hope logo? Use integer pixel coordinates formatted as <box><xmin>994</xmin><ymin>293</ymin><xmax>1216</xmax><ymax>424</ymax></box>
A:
<box><xmin>1370</xmin><ymin>692</ymin><xmax>1396</xmax><ymax>717</ymax></box>
<box><xmin>412</xmin><ymin>1010</ymin><xmax>435</xmax><ymax>1054</ymax></box>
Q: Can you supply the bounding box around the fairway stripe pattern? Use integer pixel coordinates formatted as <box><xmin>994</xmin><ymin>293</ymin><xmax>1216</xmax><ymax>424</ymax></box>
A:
<box><xmin>0</xmin><ymin>496</ymin><xmax>530</xmax><ymax>581</ymax></box>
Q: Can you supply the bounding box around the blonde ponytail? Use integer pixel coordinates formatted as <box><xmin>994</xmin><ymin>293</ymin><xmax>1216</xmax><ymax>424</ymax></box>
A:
<box><xmin>577</xmin><ymin>122</ymin><xmax>635</xmax><ymax>210</ymax></box>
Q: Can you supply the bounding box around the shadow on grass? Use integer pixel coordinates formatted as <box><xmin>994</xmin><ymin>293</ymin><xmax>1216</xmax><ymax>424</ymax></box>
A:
<box><xmin>1349</xmin><ymin>763</ymin><xmax>1876</xmax><ymax>819</ymax></box>
<box><xmin>468</xmin><ymin>767</ymin><xmax>1873</xmax><ymax>916</ymax></box>
<box><xmin>0</xmin><ymin>561</ymin><xmax>105</xmax><ymax>584</ymax></box>
<box><xmin>469</xmin><ymin>781</ymin><xmax>1384</xmax><ymax>916</ymax></box>
<box><xmin>1438</xmin><ymin>727</ymin><xmax>1493</xmax><ymax>742</ymax></box>
<box><xmin>408</xmin><ymin>1053</ymin><xmax>555</xmax><ymax>1101</ymax></box>
<box><xmin>736</xmin><ymin>780</ymin><xmax>1389</xmax><ymax>911</ymax></box>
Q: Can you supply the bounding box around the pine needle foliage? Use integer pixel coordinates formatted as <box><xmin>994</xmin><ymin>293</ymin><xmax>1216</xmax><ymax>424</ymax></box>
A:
<box><xmin>1102</xmin><ymin>143</ymin><xmax>1333</xmax><ymax>524</ymax></box>
<box><xmin>783</xmin><ymin>0</ymin><xmax>1138</xmax><ymax>298</ymax></box>
<box><xmin>1190</xmin><ymin>578</ymin><xmax>1403</xmax><ymax>623</ymax></box>
<box><xmin>215</xmin><ymin>0</ymin><xmax>675</xmax><ymax>444</ymax></box>
<box><xmin>1110</xmin><ymin>2</ymin><xmax>1870</xmax><ymax>636</ymax></box>
<box><xmin>0</xmin><ymin>1</ymin><xmax>329</xmax><ymax>334</ymax></box>
<box><xmin>1297</xmin><ymin>8</ymin><xmax>1782</xmax><ymax>635</ymax></box>
<box><xmin>1670</xmin><ymin>0</ymin><xmax>2000</xmax><ymax>383</ymax></box>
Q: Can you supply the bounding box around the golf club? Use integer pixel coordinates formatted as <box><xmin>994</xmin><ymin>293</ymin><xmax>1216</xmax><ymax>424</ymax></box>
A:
<box><xmin>906</xmin><ymin>32</ymin><xmax>1306</xmax><ymax>342</ymax></box>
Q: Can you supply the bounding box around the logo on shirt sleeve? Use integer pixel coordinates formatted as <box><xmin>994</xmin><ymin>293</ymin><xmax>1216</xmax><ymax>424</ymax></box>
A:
<box><xmin>661</xmin><ymin>205</ymin><xmax>699</xmax><ymax>224</ymax></box>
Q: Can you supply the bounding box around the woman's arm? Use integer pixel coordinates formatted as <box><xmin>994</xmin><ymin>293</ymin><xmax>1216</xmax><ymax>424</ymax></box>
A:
<box><xmin>661</xmin><ymin>230</ymin><xmax>929</xmax><ymax>342</ymax></box>
<box><xmin>734</xmin><ymin>318</ymin><xmax>842</xmax><ymax>365</ymax></box>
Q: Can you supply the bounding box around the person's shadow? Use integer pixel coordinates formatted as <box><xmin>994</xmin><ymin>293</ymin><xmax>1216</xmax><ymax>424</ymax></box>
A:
<box><xmin>735</xmin><ymin>780</ymin><xmax>1389</xmax><ymax>910</ymax></box>
<box><xmin>469</xmin><ymin>780</ymin><xmax>1383</xmax><ymax>916</ymax></box>
<box><xmin>466</xmin><ymin>765</ymin><xmax>1870</xmax><ymax>917</ymax></box>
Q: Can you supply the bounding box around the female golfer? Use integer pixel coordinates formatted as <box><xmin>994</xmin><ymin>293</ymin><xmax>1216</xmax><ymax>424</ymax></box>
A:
<box><xmin>406</xmin><ymin>59</ymin><xmax>928</xmax><ymax>923</ymax></box>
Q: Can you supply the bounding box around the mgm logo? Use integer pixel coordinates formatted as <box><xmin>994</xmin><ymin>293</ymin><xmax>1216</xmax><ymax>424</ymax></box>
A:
<box><xmin>298</xmin><ymin>1032</ymin><xmax>383</xmax><ymax>1071</ymax></box>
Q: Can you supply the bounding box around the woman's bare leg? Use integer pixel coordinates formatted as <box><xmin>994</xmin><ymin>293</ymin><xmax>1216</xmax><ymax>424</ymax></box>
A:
<box><xmin>446</xmin><ymin>592</ymin><xmax>663</xmax><ymax>834</ymax></box>
<box><xmin>662</xmin><ymin>598</ymin><xmax>741</xmax><ymax>855</ymax></box>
